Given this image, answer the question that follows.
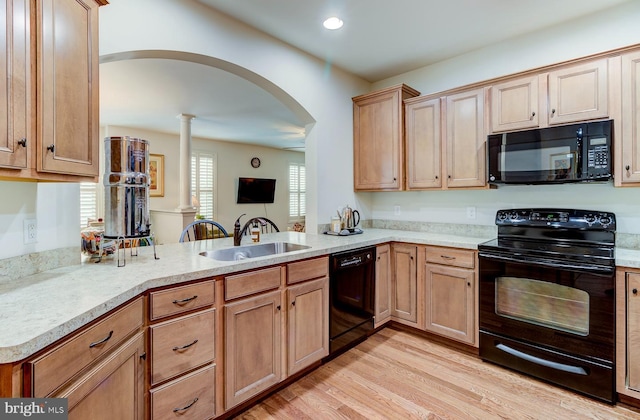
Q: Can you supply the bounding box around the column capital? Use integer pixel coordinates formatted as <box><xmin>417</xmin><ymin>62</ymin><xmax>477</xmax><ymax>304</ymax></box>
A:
<box><xmin>177</xmin><ymin>113</ymin><xmax>196</xmax><ymax>120</ymax></box>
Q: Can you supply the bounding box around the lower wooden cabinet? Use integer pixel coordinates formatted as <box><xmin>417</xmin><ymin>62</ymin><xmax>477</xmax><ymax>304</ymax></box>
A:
<box><xmin>287</xmin><ymin>277</ymin><xmax>329</xmax><ymax>376</ymax></box>
<box><xmin>424</xmin><ymin>246</ymin><xmax>477</xmax><ymax>346</ymax></box>
<box><xmin>53</xmin><ymin>331</ymin><xmax>146</xmax><ymax>420</ymax></box>
<box><xmin>375</xmin><ymin>244</ymin><xmax>392</xmax><ymax>328</ymax></box>
<box><xmin>616</xmin><ymin>269</ymin><xmax>640</xmax><ymax>400</ymax></box>
<box><xmin>150</xmin><ymin>364</ymin><xmax>216</xmax><ymax>420</ymax></box>
<box><xmin>390</xmin><ymin>243</ymin><xmax>423</xmax><ymax>328</ymax></box>
<box><xmin>225</xmin><ymin>290</ymin><xmax>283</xmax><ymax>410</ymax></box>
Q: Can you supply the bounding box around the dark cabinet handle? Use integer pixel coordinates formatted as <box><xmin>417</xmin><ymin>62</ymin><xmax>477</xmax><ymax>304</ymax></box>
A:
<box><xmin>292</xmin><ymin>301</ymin><xmax>296</xmax><ymax>306</ymax></box>
<box><xmin>467</xmin><ymin>282</ymin><xmax>471</xmax><ymax>287</ymax></box>
<box><xmin>441</xmin><ymin>255</ymin><xmax>455</xmax><ymax>260</ymax></box>
<box><xmin>626</xmin><ymin>165</ymin><xmax>631</xmax><ymax>171</ymax></box>
<box><xmin>173</xmin><ymin>397</ymin><xmax>199</xmax><ymax>413</ymax></box>
<box><xmin>435</xmin><ymin>175</ymin><xmax>438</xmax><ymax>179</ymax></box>
<box><xmin>18</xmin><ymin>138</ymin><xmax>26</xmax><ymax>147</ymax></box>
<box><xmin>89</xmin><ymin>330</ymin><xmax>113</xmax><ymax>348</ymax></box>
<box><xmin>277</xmin><ymin>305</ymin><xmax>281</xmax><ymax>311</ymax></box>
<box><xmin>551</xmin><ymin>109</ymin><xmax>556</xmax><ymax>115</ymax></box>
<box><xmin>633</xmin><ymin>288</ymin><xmax>638</xmax><ymax>295</ymax></box>
<box><xmin>531</xmin><ymin>112</ymin><xmax>536</xmax><ymax>118</ymax></box>
<box><xmin>172</xmin><ymin>295</ymin><xmax>198</xmax><ymax>305</ymax></box>
<box><xmin>172</xmin><ymin>339</ymin><xmax>198</xmax><ymax>351</ymax></box>
<box><xmin>46</xmin><ymin>144</ymin><xmax>55</xmax><ymax>152</ymax></box>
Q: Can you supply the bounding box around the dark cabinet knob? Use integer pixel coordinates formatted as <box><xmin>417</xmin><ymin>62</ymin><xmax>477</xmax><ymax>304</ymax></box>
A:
<box><xmin>551</xmin><ymin>109</ymin><xmax>556</xmax><ymax>115</ymax></box>
<box><xmin>47</xmin><ymin>144</ymin><xmax>55</xmax><ymax>152</ymax></box>
<box><xmin>531</xmin><ymin>112</ymin><xmax>536</xmax><ymax>118</ymax></box>
<box><xmin>467</xmin><ymin>282</ymin><xmax>471</xmax><ymax>287</ymax></box>
<box><xmin>18</xmin><ymin>138</ymin><xmax>26</xmax><ymax>147</ymax></box>
<box><xmin>292</xmin><ymin>301</ymin><xmax>296</xmax><ymax>306</ymax></box>
<box><xmin>276</xmin><ymin>305</ymin><xmax>281</xmax><ymax>311</ymax></box>
<box><xmin>626</xmin><ymin>165</ymin><xmax>631</xmax><ymax>171</ymax></box>
<box><xmin>633</xmin><ymin>288</ymin><xmax>638</xmax><ymax>295</ymax></box>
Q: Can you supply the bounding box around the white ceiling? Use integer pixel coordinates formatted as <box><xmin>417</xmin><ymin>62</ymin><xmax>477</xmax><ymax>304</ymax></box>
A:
<box><xmin>99</xmin><ymin>0</ymin><xmax>632</xmax><ymax>150</ymax></box>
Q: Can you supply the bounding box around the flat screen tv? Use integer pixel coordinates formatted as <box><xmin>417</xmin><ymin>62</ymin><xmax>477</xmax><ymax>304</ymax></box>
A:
<box><xmin>237</xmin><ymin>177</ymin><xmax>276</xmax><ymax>204</ymax></box>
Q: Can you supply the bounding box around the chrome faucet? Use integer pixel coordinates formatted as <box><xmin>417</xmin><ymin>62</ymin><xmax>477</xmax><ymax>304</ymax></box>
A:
<box><xmin>233</xmin><ymin>214</ymin><xmax>246</xmax><ymax>246</ymax></box>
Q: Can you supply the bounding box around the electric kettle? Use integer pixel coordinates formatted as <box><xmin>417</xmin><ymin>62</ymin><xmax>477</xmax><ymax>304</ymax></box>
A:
<box><xmin>341</xmin><ymin>205</ymin><xmax>360</xmax><ymax>229</ymax></box>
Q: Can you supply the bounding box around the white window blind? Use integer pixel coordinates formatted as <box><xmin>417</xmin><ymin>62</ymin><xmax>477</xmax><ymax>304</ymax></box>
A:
<box><xmin>192</xmin><ymin>152</ymin><xmax>216</xmax><ymax>219</ymax></box>
<box><xmin>80</xmin><ymin>182</ymin><xmax>97</xmax><ymax>228</ymax></box>
<box><xmin>289</xmin><ymin>163</ymin><xmax>306</xmax><ymax>220</ymax></box>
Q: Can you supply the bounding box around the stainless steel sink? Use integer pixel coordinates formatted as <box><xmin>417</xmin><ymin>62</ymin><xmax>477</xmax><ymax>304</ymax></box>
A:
<box><xmin>200</xmin><ymin>242</ymin><xmax>311</xmax><ymax>261</ymax></box>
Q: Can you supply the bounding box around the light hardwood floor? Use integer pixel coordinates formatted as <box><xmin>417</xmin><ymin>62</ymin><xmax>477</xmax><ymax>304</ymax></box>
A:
<box><xmin>236</xmin><ymin>327</ymin><xmax>640</xmax><ymax>419</ymax></box>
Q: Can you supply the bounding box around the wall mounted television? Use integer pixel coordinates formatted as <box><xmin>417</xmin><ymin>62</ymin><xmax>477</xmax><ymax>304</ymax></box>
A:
<box><xmin>236</xmin><ymin>177</ymin><xmax>276</xmax><ymax>204</ymax></box>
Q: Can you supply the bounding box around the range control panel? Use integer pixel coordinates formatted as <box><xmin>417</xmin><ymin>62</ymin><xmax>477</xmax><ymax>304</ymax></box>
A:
<box><xmin>495</xmin><ymin>208</ymin><xmax>616</xmax><ymax>230</ymax></box>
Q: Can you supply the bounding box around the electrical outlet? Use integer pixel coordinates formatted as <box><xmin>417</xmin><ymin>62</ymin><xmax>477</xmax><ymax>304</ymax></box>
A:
<box><xmin>466</xmin><ymin>207</ymin><xmax>476</xmax><ymax>219</ymax></box>
<box><xmin>24</xmin><ymin>219</ymin><xmax>37</xmax><ymax>244</ymax></box>
<box><xmin>394</xmin><ymin>205</ymin><xmax>401</xmax><ymax>216</ymax></box>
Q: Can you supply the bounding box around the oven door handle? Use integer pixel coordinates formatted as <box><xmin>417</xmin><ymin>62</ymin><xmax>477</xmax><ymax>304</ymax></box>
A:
<box><xmin>495</xmin><ymin>343</ymin><xmax>587</xmax><ymax>376</ymax></box>
<box><xmin>478</xmin><ymin>251</ymin><xmax>614</xmax><ymax>276</ymax></box>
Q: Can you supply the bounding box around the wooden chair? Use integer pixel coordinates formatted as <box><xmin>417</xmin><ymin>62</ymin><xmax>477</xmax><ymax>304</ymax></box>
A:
<box><xmin>179</xmin><ymin>220</ymin><xmax>229</xmax><ymax>242</ymax></box>
<box><xmin>241</xmin><ymin>217</ymin><xmax>279</xmax><ymax>236</ymax></box>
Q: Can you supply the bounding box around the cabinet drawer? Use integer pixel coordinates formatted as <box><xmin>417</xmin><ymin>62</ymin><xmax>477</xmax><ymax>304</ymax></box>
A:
<box><xmin>287</xmin><ymin>256</ymin><xmax>329</xmax><ymax>285</ymax></box>
<box><xmin>151</xmin><ymin>364</ymin><xmax>216</xmax><ymax>420</ymax></box>
<box><xmin>425</xmin><ymin>246</ymin><xmax>475</xmax><ymax>269</ymax></box>
<box><xmin>225</xmin><ymin>266</ymin><xmax>282</xmax><ymax>300</ymax></box>
<box><xmin>151</xmin><ymin>309</ymin><xmax>216</xmax><ymax>385</ymax></box>
<box><xmin>29</xmin><ymin>297</ymin><xmax>144</xmax><ymax>397</ymax></box>
<box><xmin>150</xmin><ymin>280</ymin><xmax>215</xmax><ymax>321</ymax></box>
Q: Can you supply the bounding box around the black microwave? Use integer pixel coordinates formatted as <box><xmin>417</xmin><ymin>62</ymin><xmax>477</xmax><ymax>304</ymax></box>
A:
<box><xmin>487</xmin><ymin>120</ymin><xmax>612</xmax><ymax>185</ymax></box>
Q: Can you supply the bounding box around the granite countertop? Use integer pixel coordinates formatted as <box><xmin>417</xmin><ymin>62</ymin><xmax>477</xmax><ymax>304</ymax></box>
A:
<box><xmin>0</xmin><ymin>229</ymin><xmax>493</xmax><ymax>364</ymax></box>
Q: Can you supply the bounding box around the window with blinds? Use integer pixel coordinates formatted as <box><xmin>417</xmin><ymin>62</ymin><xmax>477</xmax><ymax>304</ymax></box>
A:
<box><xmin>289</xmin><ymin>162</ymin><xmax>306</xmax><ymax>220</ymax></box>
<box><xmin>192</xmin><ymin>152</ymin><xmax>216</xmax><ymax>219</ymax></box>
<box><xmin>80</xmin><ymin>182</ymin><xmax>98</xmax><ymax>228</ymax></box>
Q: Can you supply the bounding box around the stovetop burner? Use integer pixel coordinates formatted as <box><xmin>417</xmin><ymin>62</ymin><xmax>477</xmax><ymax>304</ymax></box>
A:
<box><xmin>478</xmin><ymin>208</ymin><xmax>616</xmax><ymax>270</ymax></box>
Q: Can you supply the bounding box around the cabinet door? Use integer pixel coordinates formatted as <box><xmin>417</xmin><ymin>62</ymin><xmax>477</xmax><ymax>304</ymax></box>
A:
<box><xmin>54</xmin><ymin>332</ymin><xmax>146</xmax><ymax>420</ymax></box>
<box><xmin>287</xmin><ymin>277</ymin><xmax>329</xmax><ymax>376</ymax></box>
<box><xmin>547</xmin><ymin>58</ymin><xmax>608</xmax><ymax>125</ymax></box>
<box><xmin>620</xmin><ymin>51</ymin><xmax>640</xmax><ymax>184</ymax></box>
<box><xmin>424</xmin><ymin>265</ymin><xmax>475</xmax><ymax>345</ymax></box>
<box><xmin>225</xmin><ymin>290</ymin><xmax>282</xmax><ymax>410</ymax></box>
<box><xmin>445</xmin><ymin>88</ymin><xmax>486</xmax><ymax>188</ymax></box>
<box><xmin>490</xmin><ymin>75</ymin><xmax>540</xmax><ymax>133</ymax></box>
<box><xmin>405</xmin><ymin>97</ymin><xmax>442</xmax><ymax>189</ymax></box>
<box><xmin>391</xmin><ymin>244</ymin><xmax>418</xmax><ymax>325</ymax></box>
<box><xmin>375</xmin><ymin>244</ymin><xmax>392</xmax><ymax>327</ymax></box>
<box><xmin>353</xmin><ymin>84</ymin><xmax>419</xmax><ymax>191</ymax></box>
<box><xmin>37</xmin><ymin>0</ymin><xmax>99</xmax><ymax>176</ymax></box>
<box><xmin>0</xmin><ymin>0</ymin><xmax>29</xmax><ymax>169</ymax></box>
<box><xmin>628</xmin><ymin>273</ymin><xmax>640</xmax><ymax>392</ymax></box>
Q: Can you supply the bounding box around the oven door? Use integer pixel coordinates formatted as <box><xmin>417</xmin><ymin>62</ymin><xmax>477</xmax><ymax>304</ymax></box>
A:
<box><xmin>478</xmin><ymin>251</ymin><xmax>615</xmax><ymax>402</ymax></box>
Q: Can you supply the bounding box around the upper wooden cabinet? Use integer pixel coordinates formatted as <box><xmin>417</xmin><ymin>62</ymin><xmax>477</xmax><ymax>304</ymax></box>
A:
<box><xmin>404</xmin><ymin>87</ymin><xmax>486</xmax><ymax>190</ymax></box>
<box><xmin>0</xmin><ymin>0</ymin><xmax>30</xmax><ymax>170</ymax></box>
<box><xmin>353</xmin><ymin>84</ymin><xmax>420</xmax><ymax>191</ymax></box>
<box><xmin>444</xmin><ymin>88</ymin><xmax>486</xmax><ymax>188</ymax></box>
<box><xmin>490</xmin><ymin>75</ymin><xmax>542</xmax><ymax>133</ymax></box>
<box><xmin>0</xmin><ymin>0</ymin><xmax>104</xmax><ymax>181</ymax></box>
<box><xmin>618</xmin><ymin>50</ymin><xmax>640</xmax><ymax>185</ymax></box>
<box><xmin>490</xmin><ymin>58</ymin><xmax>609</xmax><ymax>133</ymax></box>
<box><xmin>405</xmin><ymin>97</ymin><xmax>442</xmax><ymax>189</ymax></box>
<box><xmin>547</xmin><ymin>59</ymin><xmax>608</xmax><ymax>125</ymax></box>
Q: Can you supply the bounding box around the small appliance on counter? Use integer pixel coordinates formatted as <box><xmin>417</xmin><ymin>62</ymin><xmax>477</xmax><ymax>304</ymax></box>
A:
<box><xmin>102</xmin><ymin>136</ymin><xmax>159</xmax><ymax>266</ymax></box>
<box><xmin>325</xmin><ymin>205</ymin><xmax>363</xmax><ymax>236</ymax></box>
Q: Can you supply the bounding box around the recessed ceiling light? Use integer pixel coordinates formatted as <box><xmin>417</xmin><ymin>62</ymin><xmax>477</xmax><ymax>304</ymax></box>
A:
<box><xmin>323</xmin><ymin>17</ymin><xmax>343</xmax><ymax>30</ymax></box>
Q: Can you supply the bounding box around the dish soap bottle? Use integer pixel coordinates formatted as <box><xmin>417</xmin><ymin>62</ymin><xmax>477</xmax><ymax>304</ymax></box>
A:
<box><xmin>251</xmin><ymin>223</ymin><xmax>260</xmax><ymax>242</ymax></box>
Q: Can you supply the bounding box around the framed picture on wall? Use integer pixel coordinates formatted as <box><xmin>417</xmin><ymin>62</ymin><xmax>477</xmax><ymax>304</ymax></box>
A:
<box><xmin>149</xmin><ymin>154</ymin><xmax>165</xmax><ymax>197</ymax></box>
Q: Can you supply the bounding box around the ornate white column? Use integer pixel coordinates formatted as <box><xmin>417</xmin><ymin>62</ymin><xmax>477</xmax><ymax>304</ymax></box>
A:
<box><xmin>177</xmin><ymin>113</ymin><xmax>196</xmax><ymax>210</ymax></box>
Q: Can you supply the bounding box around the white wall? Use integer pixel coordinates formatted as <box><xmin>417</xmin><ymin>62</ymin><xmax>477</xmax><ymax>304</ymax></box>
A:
<box><xmin>99</xmin><ymin>0</ymin><xmax>370</xmax><ymax>232</ymax></box>
<box><xmin>103</xmin><ymin>125</ymin><xmax>304</xmax><ymax>232</ymax></box>
<box><xmin>363</xmin><ymin>0</ymin><xmax>640</xmax><ymax>234</ymax></box>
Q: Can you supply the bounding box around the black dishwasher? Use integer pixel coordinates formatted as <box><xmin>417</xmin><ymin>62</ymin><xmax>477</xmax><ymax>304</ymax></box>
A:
<box><xmin>328</xmin><ymin>246</ymin><xmax>375</xmax><ymax>356</ymax></box>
